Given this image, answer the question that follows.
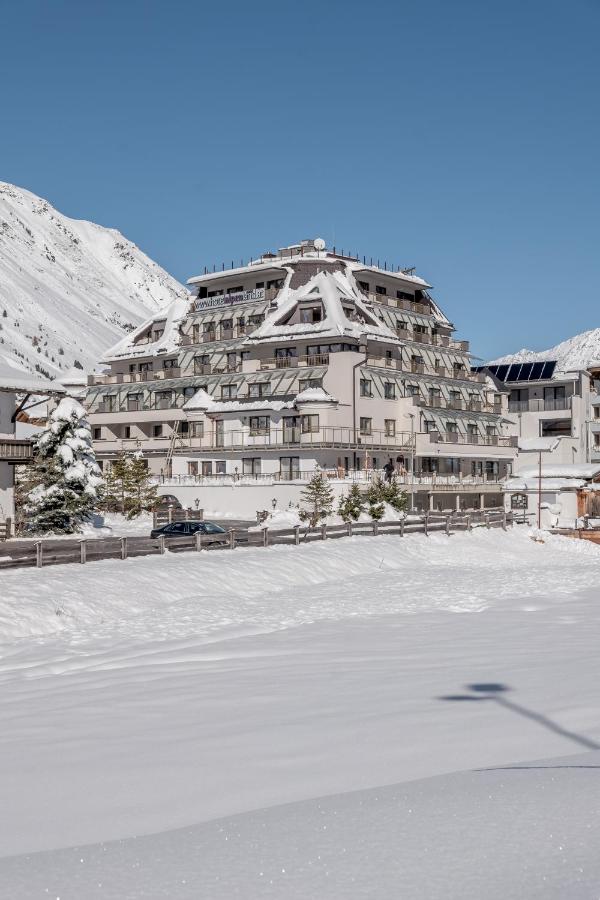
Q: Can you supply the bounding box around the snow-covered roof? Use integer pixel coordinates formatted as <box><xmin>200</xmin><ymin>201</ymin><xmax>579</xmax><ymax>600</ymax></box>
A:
<box><xmin>517</xmin><ymin>437</ymin><xmax>560</xmax><ymax>452</ymax></box>
<box><xmin>183</xmin><ymin>388</ymin><xmax>293</xmax><ymax>415</ymax></box>
<box><xmin>517</xmin><ymin>464</ymin><xmax>600</xmax><ymax>480</ymax></box>
<box><xmin>245</xmin><ymin>270</ymin><xmax>407</xmax><ymax>347</ymax></box>
<box><xmin>0</xmin><ymin>354</ymin><xmax>64</xmax><ymax>394</ymax></box>
<box><xmin>505</xmin><ymin>477</ymin><xmax>588</xmax><ymax>491</ymax></box>
<box><xmin>295</xmin><ymin>387</ymin><xmax>338</xmax><ymax>403</ymax></box>
<box><xmin>102</xmin><ymin>296</ymin><xmax>190</xmax><ymax>362</ymax></box>
<box><xmin>183</xmin><ymin>388</ymin><xmax>216</xmax><ymax>412</ymax></box>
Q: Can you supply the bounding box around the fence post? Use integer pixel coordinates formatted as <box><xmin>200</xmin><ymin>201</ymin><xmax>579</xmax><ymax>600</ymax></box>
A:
<box><xmin>372</xmin><ymin>521</ymin><xmax>378</xmax><ymax>536</ymax></box>
<box><xmin>502</xmin><ymin>511</ymin><xmax>507</xmax><ymax>531</ymax></box>
<box><xmin>79</xmin><ymin>540</ymin><xmax>87</xmax><ymax>564</ymax></box>
<box><xmin>423</xmin><ymin>513</ymin><xmax>429</xmax><ymax>537</ymax></box>
<box><xmin>485</xmin><ymin>513</ymin><xmax>490</xmax><ymax>529</ymax></box>
<box><xmin>400</xmin><ymin>517</ymin><xmax>405</xmax><ymax>538</ymax></box>
<box><xmin>263</xmin><ymin>527</ymin><xmax>269</xmax><ymax>547</ymax></box>
<box><xmin>121</xmin><ymin>537</ymin><xmax>128</xmax><ymax>560</ymax></box>
<box><xmin>466</xmin><ymin>514</ymin><xmax>472</xmax><ymax>532</ymax></box>
<box><xmin>347</xmin><ymin>522</ymin><xmax>353</xmax><ymax>537</ymax></box>
<box><xmin>36</xmin><ymin>541</ymin><xmax>43</xmax><ymax>568</ymax></box>
<box><xmin>321</xmin><ymin>523</ymin><xmax>327</xmax><ymax>540</ymax></box>
<box><xmin>508</xmin><ymin>511</ymin><xmax>514</xmax><ymax>528</ymax></box>
<box><xmin>195</xmin><ymin>531</ymin><xmax>203</xmax><ymax>551</ymax></box>
<box><xmin>5</xmin><ymin>517</ymin><xmax>11</xmax><ymax>539</ymax></box>
<box><xmin>445</xmin><ymin>514</ymin><xmax>450</xmax><ymax>536</ymax></box>
<box><xmin>294</xmin><ymin>526</ymin><xmax>300</xmax><ymax>545</ymax></box>
<box><xmin>229</xmin><ymin>529</ymin><xmax>236</xmax><ymax>550</ymax></box>
<box><xmin>158</xmin><ymin>535</ymin><xmax>165</xmax><ymax>555</ymax></box>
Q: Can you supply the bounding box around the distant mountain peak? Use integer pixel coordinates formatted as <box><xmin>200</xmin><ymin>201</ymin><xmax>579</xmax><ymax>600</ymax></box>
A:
<box><xmin>490</xmin><ymin>327</ymin><xmax>600</xmax><ymax>373</ymax></box>
<box><xmin>0</xmin><ymin>182</ymin><xmax>188</xmax><ymax>380</ymax></box>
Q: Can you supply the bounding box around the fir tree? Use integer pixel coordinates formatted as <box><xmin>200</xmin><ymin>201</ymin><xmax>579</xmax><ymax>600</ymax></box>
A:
<box><xmin>338</xmin><ymin>483</ymin><xmax>365</xmax><ymax>522</ymax></box>
<box><xmin>299</xmin><ymin>470</ymin><xmax>334</xmax><ymax>528</ymax></box>
<box><xmin>24</xmin><ymin>398</ymin><xmax>104</xmax><ymax>534</ymax></box>
<box><xmin>365</xmin><ymin>475</ymin><xmax>408</xmax><ymax>521</ymax></box>
<box><xmin>101</xmin><ymin>451</ymin><xmax>158</xmax><ymax>518</ymax></box>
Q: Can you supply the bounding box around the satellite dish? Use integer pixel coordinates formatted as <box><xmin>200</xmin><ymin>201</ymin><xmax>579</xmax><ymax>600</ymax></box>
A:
<box><xmin>314</xmin><ymin>238</ymin><xmax>326</xmax><ymax>251</ymax></box>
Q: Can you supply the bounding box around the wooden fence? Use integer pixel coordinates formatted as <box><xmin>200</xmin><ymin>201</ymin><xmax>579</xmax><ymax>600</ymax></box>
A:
<box><xmin>152</xmin><ymin>507</ymin><xmax>204</xmax><ymax>528</ymax></box>
<box><xmin>0</xmin><ymin>510</ymin><xmax>513</xmax><ymax>571</ymax></box>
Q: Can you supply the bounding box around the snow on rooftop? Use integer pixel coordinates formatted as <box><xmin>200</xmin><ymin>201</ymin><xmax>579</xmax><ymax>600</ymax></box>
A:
<box><xmin>102</xmin><ymin>296</ymin><xmax>190</xmax><ymax>362</ymax></box>
<box><xmin>517</xmin><ymin>437</ymin><xmax>560</xmax><ymax>452</ymax></box>
<box><xmin>182</xmin><ymin>388</ymin><xmax>216</xmax><ymax>412</ymax></box>
<box><xmin>516</xmin><ymin>464</ymin><xmax>600</xmax><ymax>480</ymax></box>
<box><xmin>490</xmin><ymin>328</ymin><xmax>600</xmax><ymax>375</ymax></box>
<box><xmin>295</xmin><ymin>387</ymin><xmax>337</xmax><ymax>403</ymax></box>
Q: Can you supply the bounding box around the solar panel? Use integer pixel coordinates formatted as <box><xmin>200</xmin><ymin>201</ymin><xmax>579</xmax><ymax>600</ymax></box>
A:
<box><xmin>541</xmin><ymin>361</ymin><xmax>557</xmax><ymax>379</ymax></box>
<box><xmin>494</xmin><ymin>364</ymin><xmax>509</xmax><ymax>382</ymax></box>
<box><xmin>530</xmin><ymin>362</ymin><xmax>545</xmax><ymax>381</ymax></box>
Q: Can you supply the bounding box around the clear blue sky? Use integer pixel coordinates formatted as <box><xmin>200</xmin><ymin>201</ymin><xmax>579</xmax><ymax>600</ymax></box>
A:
<box><xmin>1</xmin><ymin>0</ymin><xmax>598</xmax><ymax>360</ymax></box>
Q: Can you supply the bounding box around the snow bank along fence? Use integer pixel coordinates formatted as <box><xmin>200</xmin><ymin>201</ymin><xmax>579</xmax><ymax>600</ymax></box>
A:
<box><xmin>0</xmin><ymin>510</ymin><xmax>513</xmax><ymax>570</ymax></box>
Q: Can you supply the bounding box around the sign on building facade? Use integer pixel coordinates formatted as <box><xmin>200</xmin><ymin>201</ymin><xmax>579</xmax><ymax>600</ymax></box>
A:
<box><xmin>195</xmin><ymin>288</ymin><xmax>265</xmax><ymax>311</ymax></box>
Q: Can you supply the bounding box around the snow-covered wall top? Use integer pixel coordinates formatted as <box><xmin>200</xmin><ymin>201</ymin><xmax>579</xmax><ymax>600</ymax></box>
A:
<box><xmin>490</xmin><ymin>328</ymin><xmax>600</xmax><ymax>374</ymax></box>
<box><xmin>0</xmin><ymin>182</ymin><xmax>188</xmax><ymax>379</ymax></box>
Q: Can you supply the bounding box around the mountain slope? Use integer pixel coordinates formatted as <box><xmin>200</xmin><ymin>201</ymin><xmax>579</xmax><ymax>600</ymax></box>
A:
<box><xmin>490</xmin><ymin>327</ymin><xmax>600</xmax><ymax>372</ymax></box>
<box><xmin>0</xmin><ymin>183</ymin><xmax>188</xmax><ymax>379</ymax></box>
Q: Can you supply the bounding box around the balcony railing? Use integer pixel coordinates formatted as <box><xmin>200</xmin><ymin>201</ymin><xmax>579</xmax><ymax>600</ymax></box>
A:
<box><xmin>508</xmin><ymin>397</ymin><xmax>573</xmax><ymax>413</ymax></box>
<box><xmin>417</xmin><ymin>397</ymin><xmax>499</xmax><ymax>413</ymax></box>
<box><xmin>427</xmin><ymin>431</ymin><xmax>517</xmax><ymax>448</ymax></box>
<box><xmin>89</xmin><ymin>368</ymin><xmax>180</xmax><ymax>386</ymax></box>
<box><xmin>259</xmin><ymin>353</ymin><xmax>330</xmax><ymax>370</ymax></box>
<box><xmin>0</xmin><ymin>437</ymin><xmax>33</xmax><ymax>461</ymax></box>
<box><xmin>363</xmin><ymin>292</ymin><xmax>432</xmax><ymax>317</ymax></box>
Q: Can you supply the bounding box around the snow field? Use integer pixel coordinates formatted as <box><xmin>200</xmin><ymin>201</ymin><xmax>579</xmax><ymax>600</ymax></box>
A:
<box><xmin>1</xmin><ymin>528</ymin><xmax>600</xmax><ymax>896</ymax></box>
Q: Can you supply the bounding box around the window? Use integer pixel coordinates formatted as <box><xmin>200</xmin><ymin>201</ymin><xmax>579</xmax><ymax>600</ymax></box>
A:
<box><xmin>179</xmin><ymin>421</ymin><xmax>189</xmax><ymax>434</ymax></box>
<box><xmin>375</xmin><ymin>285</ymin><xmax>387</xmax><ymax>295</ymax></box>
<box><xmin>384</xmin><ymin>382</ymin><xmax>396</xmax><ymax>400</ymax></box>
<box><xmin>154</xmin><ymin>390</ymin><xmax>173</xmax><ymax>409</ymax></box>
<box><xmin>202</xmin><ymin>461</ymin><xmax>213</xmax><ymax>476</ymax></box>
<box><xmin>215</xmin><ymin>461</ymin><xmax>227</xmax><ymax>475</ymax></box>
<box><xmin>153</xmin><ymin>329</ymin><xmax>164</xmax><ymax>341</ymax></box>
<box><xmin>226</xmin><ymin>287</ymin><xmax>243</xmax><ymax>295</ymax></box>
<box><xmin>280</xmin><ymin>457</ymin><xmax>300</xmax><ymax>480</ymax></box>
<box><xmin>299</xmin><ymin>378</ymin><xmax>323</xmax><ymax>391</ymax></box>
<box><xmin>360</xmin><ymin>378</ymin><xmax>372</xmax><ymax>398</ymax></box>
<box><xmin>163</xmin><ymin>358</ymin><xmax>178</xmax><ymax>369</ymax></box>
<box><xmin>183</xmin><ymin>386</ymin><xmax>196</xmax><ymax>400</ymax></box>
<box><xmin>384</xmin><ymin>419</ymin><xmax>396</xmax><ymax>436</ymax></box>
<box><xmin>124</xmin><ymin>425</ymin><xmax>131</xmax><ymax>439</ymax></box>
<box><xmin>266</xmin><ymin>279</ymin><xmax>284</xmax><ymax>290</ymax></box>
<box><xmin>595</xmin><ymin>407</ymin><xmax>600</xmax><ymax>420</ymax></box>
<box><xmin>358</xmin><ymin>280</ymin><xmax>369</xmax><ymax>293</ymax></box>
<box><xmin>424</xmin><ymin>419</ymin><xmax>436</xmax><ymax>433</ymax></box>
<box><xmin>193</xmin><ymin>355</ymin><xmax>210</xmax><ymax>375</ymax></box>
<box><xmin>248</xmin><ymin>382</ymin><xmax>270</xmax><ymax>399</ymax></box>
<box><xmin>153</xmin><ymin>425</ymin><xmax>163</xmax><ymax>438</ymax></box>
<box><xmin>300</xmin><ymin>306</ymin><xmax>322</xmax><ymax>323</ymax></box>
<box><xmin>406</xmin><ymin>384</ymin><xmax>420</xmax><ymax>397</ymax></box>
<box><xmin>359</xmin><ymin>417</ymin><xmax>372</xmax><ymax>435</ymax></box>
<box><xmin>413</xmin><ymin>324</ymin><xmax>428</xmax><ymax>335</ymax></box>
<box><xmin>396</xmin><ymin>290</ymin><xmax>413</xmax><ymax>301</ymax></box>
<box><xmin>428</xmin><ymin>387</ymin><xmax>441</xmax><ymax>404</ymax></box>
<box><xmin>221</xmin><ymin>383</ymin><xmax>238</xmax><ymax>400</ymax></box>
<box><xmin>187</xmin><ymin>461</ymin><xmax>198</xmax><ymax>476</ymax></box>
<box><xmin>104</xmin><ymin>395</ymin><xmax>118</xmax><ymax>412</ymax></box>
<box><xmin>220</xmin><ymin>318</ymin><xmax>233</xmax><ymax>332</ymax></box>
<box><xmin>302</xmin><ymin>414</ymin><xmax>319</xmax><ymax>433</ymax></box>
<box><xmin>129</xmin><ymin>363</ymin><xmax>135</xmax><ymax>373</ymax></box>
<box><xmin>242</xmin><ymin>458</ymin><xmax>261</xmax><ymax>475</ymax></box>
<box><xmin>255</xmin><ymin>282</ymin><xmax>265</xmax><ymax>289</ymax></box>
<box><xmin>192</xmin><ymin>324</ymin><xmax>201</xmax><ymax>343</ymax></box>
<box><xmin>190</xmin><ymin>422</ymin><xmax>204</xmax><ymax>438</ymax></box>
<box><xmin>138</xmin><ymin>362</ymin><xmax>153</xmax><ymax>372</ymax></box>
<box><xmin>127</xmin><ymin>392</ymin><xmax>143</xmax><ymax>411</ymax></box>
<box><xmin>203</xmin><ymin>321</ymin><xmax>215</xmax><ymax>334</ymax></box>
<box><xmin>467</xmin><ymin>424</ymin><xmax>478</xmax><ymax>441</ymax></box>
<box><xmin>93</xmin><ymin>427</ymin><xmax>102</xmax><ymax>440</ymax></box>
<box><xmin>472</xmin><ymin>460</ymin><xmax>483</xmax><ymax>477</ymax></box>
<box><xmin>248</xmin><ymin>314</ymin><xmax>265</xmax><ymax>326</ymax></box>
<box><xmin>240</xmin><ymin>350</ymin><xmax>250</xmax><ymax>362</ymax></box>
<box><xmin>249</xmin><ymin>416</ymin><xmax>269</xmax><ymax>435</ymax></box>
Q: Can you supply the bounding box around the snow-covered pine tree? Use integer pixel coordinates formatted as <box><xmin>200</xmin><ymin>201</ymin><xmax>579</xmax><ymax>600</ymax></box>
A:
<box><xmin>365</xmin><ymin>475</ymin><xmax>408</xmax><ymax>520</ymax></box>
<box><xmin>338</xmin><ymin>482</ymin><xmax>365</xmax><ymax>522</ymax></box>
<box><xmin>299</xmin><ymin>470</ymin><xmax>334</xmax><ymax>528</ymax></box>
<box><xmin>24</xmin><ymin>397</ymin><xmax>104</xmax><ymax>534</ymax></box>
<box><xmin>102</xmin><ymin>452</ymin><xmax>130</xmax><ymax>513</ymax></box>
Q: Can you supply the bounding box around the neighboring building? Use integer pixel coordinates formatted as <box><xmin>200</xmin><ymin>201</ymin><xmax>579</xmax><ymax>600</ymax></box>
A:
<box><xmin>588</xmin><ymin>364</ymin><xmax>600</xmax><ymax>464</ymax></box>
<box><xmin>87</xmin><ymin>239</ymin><xmax>517</xmax><ymax>504</ymax></box>
<box><xmin>477</xmin><ymin>360</ymin><xmax>595</xmax><ymax>470</ymax></box>
<box><xmin>504</xmin><ymin>463</ymin><xmax>600</xmax><ymax>529</ymax></box>
<box><xmin>0</xmin><ymin>356</ymin><xmax>64</xmax><ymax>530</ymax></box>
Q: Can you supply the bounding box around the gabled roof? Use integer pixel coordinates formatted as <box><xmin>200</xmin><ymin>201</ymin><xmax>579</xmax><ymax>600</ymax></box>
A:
<box><xmin>102</xmin><ymin>296</ymin><xmax>190</xmax><ymax>362</ymax></box>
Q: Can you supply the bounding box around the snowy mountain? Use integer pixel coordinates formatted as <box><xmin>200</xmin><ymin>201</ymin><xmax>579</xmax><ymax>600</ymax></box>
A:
<box><xmin>490</xmin><ymin>327</ymin><xmax>600</xmax><ymax>372</ymax></box>
<box><xmin>0</xmin><ymin>182</ymin><xmax>188</xmax><ymax>381</ymax></box>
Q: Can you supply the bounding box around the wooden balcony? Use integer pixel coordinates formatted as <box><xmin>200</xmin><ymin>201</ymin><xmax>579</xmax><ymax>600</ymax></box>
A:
<box><xmin>259</xmin><ymin>353</ymin><xmax>330</xmax><ymax>370</ymax></box>
<box><xmin>89</xmin><ymin>368</ymin><xmax>180</xmax><ymax>386</ymax></box>
<box><xmin>428</xmin><ymin>431</ymin><xmax>517</xmax><ymax>448</ymax></box>
<box><xmin>0</xmin><ymin>437</ymin><xmax>33</xmax><ymax>462</ymax></box>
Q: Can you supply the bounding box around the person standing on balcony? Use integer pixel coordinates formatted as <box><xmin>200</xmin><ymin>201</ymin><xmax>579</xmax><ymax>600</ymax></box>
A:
<box><xmin>384</xmin><ymin>459</ymin><xmax>394</xmax><ymax>482</ymax></box>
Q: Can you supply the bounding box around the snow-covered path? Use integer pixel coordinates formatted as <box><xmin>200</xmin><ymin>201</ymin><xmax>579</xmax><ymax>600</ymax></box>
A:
<box><xmin>0</xmin><ymin>529</ymin><xmax>599</xmax><ymax>896</ymax></box>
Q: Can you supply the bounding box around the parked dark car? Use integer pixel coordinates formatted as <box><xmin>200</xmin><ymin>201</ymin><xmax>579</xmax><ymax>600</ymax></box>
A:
<box><xmin>155</xmin><ymin>494</ymin><xmax>183</xmax><ymax>511</ymax></box>
<box><xmin>150</xmin><ymin>520</ymin><xmax>227</xmax><ymax>541</ymax></box>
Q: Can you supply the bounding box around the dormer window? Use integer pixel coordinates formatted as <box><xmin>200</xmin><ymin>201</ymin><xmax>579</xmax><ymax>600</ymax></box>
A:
<box><xmin>300</xmin><ymin>306</ymin><xmax>322</xmax><ymax>323</ymax></box>
<box><xmin>153</xmin><ymin>329</ymin><xmax>164</xmax><ymax>341</ymax></box>
<box><xmin>375</xmin><ymin>285</ymin><xmax>387</xmax><ymax>296</ymax></box>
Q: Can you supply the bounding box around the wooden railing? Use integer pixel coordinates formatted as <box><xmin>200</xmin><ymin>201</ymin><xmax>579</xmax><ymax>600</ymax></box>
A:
<box><xmin>0</xmin><ymin>510</ymin><xmax>513</xmax><ymax>570</ymax></box>
<box><xmin>0</xmin><ymin>438</ymin><xmax>33</xmax><ymax>462</ymax></box>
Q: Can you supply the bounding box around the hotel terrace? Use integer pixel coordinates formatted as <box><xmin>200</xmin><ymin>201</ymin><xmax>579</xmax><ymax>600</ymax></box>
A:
<box><xmin>86</xmin><ymin>239</ymin><xmax>518</xmax><ymax>489</ymax></box>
